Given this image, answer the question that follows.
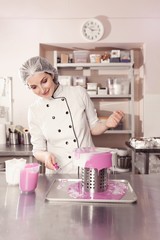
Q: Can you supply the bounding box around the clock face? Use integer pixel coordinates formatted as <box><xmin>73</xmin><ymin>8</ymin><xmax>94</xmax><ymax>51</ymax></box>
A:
<box><xmin>81</xmin><ymin>19</ymin><xmax>104</xmax><ymax>42</ymax></box>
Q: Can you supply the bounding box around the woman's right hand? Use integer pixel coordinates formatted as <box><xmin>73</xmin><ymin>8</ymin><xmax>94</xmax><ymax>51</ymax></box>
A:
<box><xmin>44</xmin><ymin>152</ymin><xmax>57</xmax><ymax>170</ymax></box>
<box><xmin>34</xmin><ymin>151</ymin><xmax>57</xmax><ymax>170</ymax></box>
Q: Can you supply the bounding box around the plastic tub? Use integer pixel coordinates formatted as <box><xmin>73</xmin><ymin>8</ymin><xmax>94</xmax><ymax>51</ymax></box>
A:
<box><xmin>73</xmin><ymin>50</ymin><xmax>89</xmax><ymax>63</ymax></box>
<box><xmin>19</xmin><ymin>163</ymin><xmax>40</xmax><ymax>193</ymax></box>
<box><xmin>5</xmin><ymin>158</ymin><xmax>26</xmax><ymax>185</ymax></box>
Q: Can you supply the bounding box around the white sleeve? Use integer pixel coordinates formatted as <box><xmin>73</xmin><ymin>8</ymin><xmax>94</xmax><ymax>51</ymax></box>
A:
<box><xmin>28</xmin><ymin>106</ymin><xmax>47</xmax><ymax>153</ymax></box>
<box><xmin>79</xmin><ymin>86</ymin><xmax>99</xmax><ymax>128</ymax></box>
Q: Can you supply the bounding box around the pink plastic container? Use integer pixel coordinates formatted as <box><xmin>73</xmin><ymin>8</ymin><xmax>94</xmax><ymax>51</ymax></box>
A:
<box><xmin>19</xmin><ymin>163</ymin><xmax>40</xmax><ymax>193</ymax></box>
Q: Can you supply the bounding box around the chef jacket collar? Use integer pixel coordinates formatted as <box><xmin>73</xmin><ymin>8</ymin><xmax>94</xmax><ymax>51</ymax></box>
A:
<box><xmin>40</xmin><ymin>85</ymin><xmax>64</xmax><ymax>103</ymax></box>
<box><xmin>52</xmin><ymin>84</ymin><xmax>63</xmax><ymax>98</ymax></box>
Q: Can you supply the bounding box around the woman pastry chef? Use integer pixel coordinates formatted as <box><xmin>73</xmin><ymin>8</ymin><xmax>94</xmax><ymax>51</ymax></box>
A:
<box><xmin>19</xmin><ymin>56</ymin><xmax>124</xmax><ymax>173</ymax></box>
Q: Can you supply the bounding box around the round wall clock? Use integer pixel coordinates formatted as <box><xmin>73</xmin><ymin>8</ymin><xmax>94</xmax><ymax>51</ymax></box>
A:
<box><xmin>81</xmin><ymin>18</ymin><xmax>104</xmax><ymax>42</ymax></box>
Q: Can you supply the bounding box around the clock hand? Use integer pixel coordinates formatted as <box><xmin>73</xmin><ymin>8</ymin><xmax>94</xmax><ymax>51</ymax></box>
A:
<box><xmin>90</xmin><ymin>28</ymin><xmax>99</xmax><ymax>33</ymax></box>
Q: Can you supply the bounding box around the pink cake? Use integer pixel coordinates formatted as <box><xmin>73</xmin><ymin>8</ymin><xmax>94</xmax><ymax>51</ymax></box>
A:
<box><xmin>73</xmin><ymin>147</ymin><xmax>112</xmax><ymax>171</ymax></box>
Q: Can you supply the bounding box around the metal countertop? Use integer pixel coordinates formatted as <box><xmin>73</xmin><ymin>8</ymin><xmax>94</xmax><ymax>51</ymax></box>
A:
<box><xmin>0</xmin><ymin>172</ymin><xmax>160</xmax><ymax>240</ymax></box>
<box><xmin>0</xmin><ymin>144</ymin><xmax>33</xmax><ymax>156</ymax></box>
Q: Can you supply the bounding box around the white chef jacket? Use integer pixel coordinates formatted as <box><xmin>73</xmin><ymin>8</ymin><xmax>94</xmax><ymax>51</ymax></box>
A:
<box><xmin>28</xmin><ymin>85</ymin><xmax>99</xmax><ymax>173</ymax></box>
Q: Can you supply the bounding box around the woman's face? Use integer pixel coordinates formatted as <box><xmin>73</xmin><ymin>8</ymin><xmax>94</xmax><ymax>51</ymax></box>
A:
<box><xmin>27</xmin><ymin>72</ymin><xmax>57</xmax><ymax>98</ymax></box>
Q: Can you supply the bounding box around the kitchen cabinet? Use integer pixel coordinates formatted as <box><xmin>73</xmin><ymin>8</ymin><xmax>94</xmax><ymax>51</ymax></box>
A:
<box><xmin>50</xmin><ymin>46</ymin><xmax>135</xmax><ymax>149</ymax></box>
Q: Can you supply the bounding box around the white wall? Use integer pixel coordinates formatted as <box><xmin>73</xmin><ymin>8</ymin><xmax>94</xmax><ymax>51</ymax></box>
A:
<box><xmin>0</xmin><ymin>0</ymin><xmax>160</xmax><ymax>136</ymax></box>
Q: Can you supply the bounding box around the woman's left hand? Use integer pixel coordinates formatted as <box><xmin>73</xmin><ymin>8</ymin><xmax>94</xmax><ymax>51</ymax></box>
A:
<box><xmin>106</xmin><ymin>110</ymin><xmax>124</xmax><ymax>129</ymax></box>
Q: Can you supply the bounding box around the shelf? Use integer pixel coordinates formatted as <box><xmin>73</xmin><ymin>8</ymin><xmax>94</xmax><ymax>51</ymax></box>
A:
<box><xmin>56</xmin><ymin>62</ymin><xmax>133</xmax><ymax>70</ymax></box>
<box><xmin>53</xmin><ymin>47</ymin><xmax>135</xmax><ymax>142</ymax></box>
<box><xmin>90</xmin><ymin>94</ymin><xmax>132</xmax><ymax>99</ymax></box>
<box><xmin>104</xmin><ymin>130</ymin><xmax>133</xmax><ymax>134</ymax></box>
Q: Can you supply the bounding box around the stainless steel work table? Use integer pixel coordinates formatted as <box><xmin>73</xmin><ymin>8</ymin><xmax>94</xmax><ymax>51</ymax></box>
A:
<box><xmin>0</xmin><ymin>144</ymin><xmax>33</xmax><ymax>163</ymax></box>
<box><xmin>0</xmin><ymin>172</ymin><xmax>160</xmax><ymax>240</ymax></box>
<box><xmin>0</xmin><ymin>144</ymin><xmax>46</xmax><ymax>173</ymax></box>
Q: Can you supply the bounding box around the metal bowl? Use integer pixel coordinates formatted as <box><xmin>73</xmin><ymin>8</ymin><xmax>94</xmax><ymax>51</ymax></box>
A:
<box><xmin>117</xmin><ymin>148</ymin><xmax>128</xmax><ymax>157</ymax></box>
<box><xmin>117</xmin><ymin>156</ymin><xmax>131</xmax><ymax>169</ymax></box>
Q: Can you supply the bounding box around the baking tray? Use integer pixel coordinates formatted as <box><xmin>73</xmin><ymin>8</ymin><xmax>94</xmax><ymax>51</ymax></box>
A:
<box><xmin>45</xmin><ymin>179</ymin><xmax>137</xmax><ymax>203</ymax></box>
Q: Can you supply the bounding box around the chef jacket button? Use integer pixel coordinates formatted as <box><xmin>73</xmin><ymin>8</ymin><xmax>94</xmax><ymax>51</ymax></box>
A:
<box><xmin>65</xmin><ymin>141</ymin><xmax>69</xmax><ymax>145</ymax></box>
<box><xmin>58</xmin><ymin>129</ymin><xmax>61</xmax><ymax>133</ymax></box>
<box><xmin>73</xmin><ymin>139</ymin><xmax>76</xmax><ymax>142</ymax></box>
<box><xmin>68</xmin><ymin>156</ymin><xmax>72</xmax><ymax>159</ymax></box>
<box><xmin>52</xmin><ymin>116</ymin><xmax>55</xmax><ymax>119</ymax></box>
<box><xmin>46</xmin><ymin>104</ymin><xmax>49</xmax><ymax>107</ymax></box>
<box><xmin>66</xmin><ymin>111</ymin><xmax>69</xmax><ymax>114</ymax></box>
<box><xmin>61</xmin><ymin>98</ymin><xmax>65</xmax><ymax>101</ymax></box>
<box><xmin>69</xmin><ymin>125</ymin><xmax>72</xmax><ymax>128</ymax></box>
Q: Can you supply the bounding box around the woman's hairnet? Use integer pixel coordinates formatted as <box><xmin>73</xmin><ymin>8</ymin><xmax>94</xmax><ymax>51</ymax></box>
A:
<box><xmin>19</xmin><ymin>56</ymin><xmax>58</xmax><ymax>84</ymax></box>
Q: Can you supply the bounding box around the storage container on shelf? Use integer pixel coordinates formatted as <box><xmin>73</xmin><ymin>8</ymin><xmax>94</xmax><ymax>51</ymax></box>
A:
<box><xmin>107</xmin><ymin>78</ymin><xmax>130</xmax><ymax>95</ymax></box>
<box><xmin>89</xmin><ymin>54</ymin><xmax>101</xmax><ymax>63</ymax></box>
<box><xmin>73</xmin><ymin>50</ymin><xmax>89</xmax><ymax>63</ymax></box>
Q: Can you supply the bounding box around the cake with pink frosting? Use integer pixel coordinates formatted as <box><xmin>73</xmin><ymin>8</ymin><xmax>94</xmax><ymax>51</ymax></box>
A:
<box><xmin>73</xmin><ymin>147</ymin><xmax>112</xmax><ymax>170</ymax></box>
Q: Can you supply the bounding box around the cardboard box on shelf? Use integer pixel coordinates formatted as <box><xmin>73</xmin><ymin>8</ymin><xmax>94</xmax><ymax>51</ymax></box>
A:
<box><xmin>61</xmin><ymin>53</ymin><xmax>69</xmax><ymax>63</ymax></box>
<box><xmin>97</xmin><ymin>87</ymin><xmax>108</xmax><ymax>95</ymax></box>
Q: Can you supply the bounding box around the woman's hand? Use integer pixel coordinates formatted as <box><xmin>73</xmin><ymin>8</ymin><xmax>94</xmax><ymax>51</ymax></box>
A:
<box><xmin>44</xmin><ymin>152</ymin><xmax>57</xmax><ymax>170</ymax></box>
<box><xmin>90</xmin><ymin>110</ymin><xmax>125</xmax><ymax>135</ymax></box>
<box><xmin>33</xmin><ymin>151</ymin><xmax>57</xmax><ymax>170</ymax></box>
<box><xmin>106</xmin><ymin>110</ymin><xmax>124</xmax><ymax>129</ymax></box>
